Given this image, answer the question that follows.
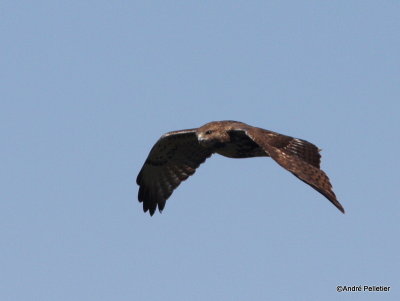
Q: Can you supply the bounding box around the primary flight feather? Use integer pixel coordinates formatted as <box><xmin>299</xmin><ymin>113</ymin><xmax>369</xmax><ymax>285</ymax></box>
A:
<box><xmin>136</xmin><ymin>120</ymin><xmax>344</xmax><ymax>215</ymax></box>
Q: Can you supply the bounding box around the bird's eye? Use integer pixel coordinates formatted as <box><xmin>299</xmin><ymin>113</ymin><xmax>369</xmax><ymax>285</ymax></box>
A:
<box><xmin>205</xmin><ymin>130</ymin><xmax>212</xmax><ymax>135</ymax></box>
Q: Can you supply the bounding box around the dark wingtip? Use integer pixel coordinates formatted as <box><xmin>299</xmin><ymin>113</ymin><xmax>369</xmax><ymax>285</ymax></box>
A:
<box><xmin>138</xmin><ymin>184</ymin><xmax>157</xmax><ymax>216</ymax></box>
<box><xmin>142</xmin><ymin>204</ymin><xmax>156</xmax><ymax>216</ymax></box>
<box><xmin>328</xmin><ymin>192</ymin><xmax>345</xmax><ymax>214</ymax></box>
<box><xmin>144</xmin><ymin>206</ymin><xmax>162</xmax><ymax>216</ymax></box>
<box><xmin>336</xmin><ymin>203</ymin><xmax>345</xmax><ymax>214</ymax></box>
<box><xmin>329</xmin><ymin>195</ymin><xmax>345</xmax><ymax>214</ymax></box>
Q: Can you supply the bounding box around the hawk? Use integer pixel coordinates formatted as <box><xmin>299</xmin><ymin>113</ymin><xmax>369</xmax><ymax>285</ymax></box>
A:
<box><xmin>136</xmin><ymin>121</ymin><xmax>344</xmax><ymax>215</ymax></box>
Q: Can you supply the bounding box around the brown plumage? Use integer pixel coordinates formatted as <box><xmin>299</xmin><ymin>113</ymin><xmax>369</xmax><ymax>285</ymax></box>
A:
<box><xmin>136</xmin><ymin>121</ymin><xmax>344</xmax><ymax>215</ymax></box>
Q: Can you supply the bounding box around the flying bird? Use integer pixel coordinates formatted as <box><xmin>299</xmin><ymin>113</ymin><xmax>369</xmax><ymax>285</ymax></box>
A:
<box><xmin>136</xmin><ymin>120</ymin><xmax>344</xmax><ymax>215</ymax></box>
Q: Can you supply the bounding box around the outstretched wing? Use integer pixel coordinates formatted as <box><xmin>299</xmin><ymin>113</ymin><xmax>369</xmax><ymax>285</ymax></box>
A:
<box><xmin>136</xmin><ymin>129</ymin><xmax>213</xmax><ymax>215</ymax></box>
<box><xmin>234</xmin><ymin>127</ymin><xmax>344</xmax><ymax>213</ymax></box>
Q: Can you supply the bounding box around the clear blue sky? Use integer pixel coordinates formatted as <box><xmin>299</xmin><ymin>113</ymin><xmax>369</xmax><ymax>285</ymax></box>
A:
<box><xmin>1</xmin><ymin>1</ymin><xmax>399</xmax><ymax>300</ymax></box>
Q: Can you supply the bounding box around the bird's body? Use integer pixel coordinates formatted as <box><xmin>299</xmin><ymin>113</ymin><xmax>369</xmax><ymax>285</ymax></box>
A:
<box><xmin>136</xmin><ymin>120</ymin><xmax>344</xmax><ymax>215</ymax></box>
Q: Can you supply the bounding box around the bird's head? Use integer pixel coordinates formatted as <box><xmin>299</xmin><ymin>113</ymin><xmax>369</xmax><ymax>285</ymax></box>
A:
<box><xmin>196</xmin><ymin>122</ymin><xmax>231</xmax><ymax>148</ymax></box>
